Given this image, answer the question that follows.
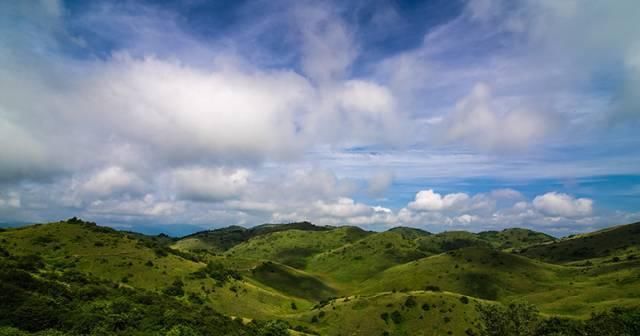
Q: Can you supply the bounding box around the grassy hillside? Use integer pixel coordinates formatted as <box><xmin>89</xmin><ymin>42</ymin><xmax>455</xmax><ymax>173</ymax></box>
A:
<box><xmin>0</xmin><ymin>220</ymin><xmax>311</xmax><ymax>322</ymax></box>
<box><xmin>290</xmin><ymin>291</ymin><xmax>481</xmax><ymax>336</ymax></box>
<box><xmin>478</xmin><ymin>228</ymin><xmax>556</xmax><ymax>250</ymax></box>
<box><xmin>518</xmin><ymin>222</ymin><xmax>640</xmax><ymax>264</ymax></box>
<box><xmin>225</xmin><ymin>227</ymin><xmax>371</xmax><ymax>269</ymax></box>
<box><xmin>360</xmin><ymin>246</ymin><xmax>640</xmax><ymax>317</ymax></box>
<box><xmin>306</xmin><ymin>230</ymin><xmax>428</xmax><ymax>286</ymax></box>
<box><xmin>173</xmin><ymin>222</ymin><xmax>332</xmax><ymax>253</ymax></box>
<box><xmin>2</xmin><ymin>219</ymin><xmax>639</xmax><ymax>335</ymax></box>
<box><xmin>250</xmin><ymin>261</ymin><xmax>337</xmax><ymax>301</ymax></box>
<box><xmin>359</xmin><ymin>247</ymin><xmax>561</xmax><ymax>300</ymax></box>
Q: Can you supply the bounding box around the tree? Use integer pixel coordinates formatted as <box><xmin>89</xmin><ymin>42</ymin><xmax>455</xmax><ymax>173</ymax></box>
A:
<box><xmin>165</xmin><ymin>325</ymin><xmax>201</xmax><ymax>336</ymax></box>
<box><xmin>391</xmin><ymin>310</ymin><xmax>403</xmax><ymax>324</ymax></box>
<box><xmin>257</xmin><ymin>320</ymin><xmax>290</xmax><ymax>336</ymax></box>
<box><xmin>476</xmin><ymin>302</ymin><xmax>538</xmax><ymax>336</ymax></box>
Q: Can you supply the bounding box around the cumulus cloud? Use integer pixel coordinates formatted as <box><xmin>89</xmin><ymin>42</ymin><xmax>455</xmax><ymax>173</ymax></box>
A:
<box><xmin>172</xmin><ymin>167</ymin><xmax>249</xmax><ymax>202</ymax></box>
<box><xmin>465</xmin><ymin>0</ymin><xmax>640</xmax><ymax>122</ymax></box>
<box><xmin>408</xmin><ymin>189</ymin><xmax>470</xmax><ymax>212</ymax></box>
<box><xmin>80</xmin><ymin>166</ymin><xmax>145</xmax><ymax>198</ymax></box>
<box><xmin>532</xmin><ymin>192</ymin><xmax>593</xmax><ymax>218</ymax></box>
<box><xmin>443</xmin><ymin>83</ymin><xmax>551</xmax><ymax>150</ymax></box>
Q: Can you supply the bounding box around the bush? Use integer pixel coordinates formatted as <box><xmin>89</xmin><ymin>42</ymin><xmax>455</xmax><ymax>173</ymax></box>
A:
<box><xmin>460</xmin><ymin>296</ymin><xmax>470</xmax><ymax>304</ymax></box>
<box><xmin>404</xmin><ymin>296</ymin><xmax>417</xmax><ymax>308</ymax></box>
<box><xmin>390</xmin><ymin>310</ymin><xmax>403</xmax><ymax>324</ymax></box>
<box><xmin>163</xmin><ymin>280</ymin><xmax>185</xmax><ymax>297</ymax></box>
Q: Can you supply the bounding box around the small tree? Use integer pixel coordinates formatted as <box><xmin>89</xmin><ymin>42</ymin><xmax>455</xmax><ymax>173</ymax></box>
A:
<box><xmin>476</xmin><ymin>302</ymin><xmax>538</xmax><ymax>336</ymax></box>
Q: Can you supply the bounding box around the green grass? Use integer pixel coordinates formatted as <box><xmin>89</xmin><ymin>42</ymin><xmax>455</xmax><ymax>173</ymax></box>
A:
<box><xmin>290</xmin><ymin>291</ymin><xmax>481</xmax><ymax>336</ymax></box>
<box><xmin>249</xmin><ymin>261</ymin><xmax>337</xmax><ymax>301</ymax></box>
<box><xmin>306</xmin><ymin>230</ymin><xmax>428</xmax><ymax>286</ymax></box>
<box><xmin>2</xmin><ymin>219</ymin><xmax>640</xmax><ymax>335</ymax></box>
<box><xmin>225</xmin><ymin>227</ymin><xmax>371</xmax><ymax>269</ymax></box>
<box><xmin>173</xmin><ymin>222</ymin><xmax>335</xmax><ymax>253</ymax></box>
<box><xmin>518</xmin><ymin>222</ymin><xmax>640</xmax><ymax>263</ymax></box>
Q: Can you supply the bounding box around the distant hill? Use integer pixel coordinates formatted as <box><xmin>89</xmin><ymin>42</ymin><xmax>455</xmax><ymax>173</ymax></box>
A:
<box><xmin>517</xmin><ymin>222</ymin><xmax>640</xmax><ymax>264</ymax></box>
<box><xmin>173</xmin><ymin>221</ymin><xmax>333</xmax><ymax>253</ymax></box>
<box><xmin>225</xmin><ymin>226</ymin><xmax>371</xmax><ymax>269</ymax></box>
<box><xmin>306</xmin><ymin>230</ymin><xmax>429</xmax><ymax>286</ymax></box>
<box><xmin>478</xmin><ymin>228</ymin><xmax>556</xmax><ymax>250</ymax></box>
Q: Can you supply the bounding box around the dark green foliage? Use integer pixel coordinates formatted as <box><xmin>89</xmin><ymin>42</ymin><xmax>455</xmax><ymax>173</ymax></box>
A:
<box><xmin>476</xmin><ymin>302</ymin><xmax>539</xmax><ymax>336</ymax></box>
<box><xmin>252</xmin><ymin>320</ymin><xmax>290</xmax><ymax>336</ymax></box>
<box><xmin>390</xmin><ymin>310</ymin><xmax>403</xmax><ymax>324</ymax></box>
<box><xmin>0</xmin><ymin>252</ymin><xmax>267</xmax><ymax>335</ymax></box>
<box><xmin>290</xmin><ymin>302</ymin><xmax>297</xmax><ymax>310</ymax></box>
<box><xmin>404</xmin><ymin>296</ymin><xmax>417</xmax><ymax>308</ymax></box>
<box><xmin>191</xmin><ymin>261</ymin><xmax>242</xmax><ymax>284</ymax></box>
<box><xmin>380</xmin><ymin>312</ymin><xmax>389</xmax><ymax>323</ymax></box>
<box><xmin>425</xmin><ymin>285</ymin><xmax>441</xmax><ymax>292</ymax></box>
<box><xmin>163</xmin><ymin>279</ymin><xmax>185</xmax><ymax>297</ymax></box>
<box><xmin>460</xmin><ymin>296</ymin><xmax>470</xmax><ymax>304</ymax></box>
<box><xmin>476</xmin><ymin>302</ymin><xmax>640</xmax><ymax>336</ymax></box>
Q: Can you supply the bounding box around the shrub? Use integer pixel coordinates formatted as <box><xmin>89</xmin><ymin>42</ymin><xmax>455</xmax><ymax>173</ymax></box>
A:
<box><xmin>404</xmin><ymin>296</ymin><xmax>417</xmax><ymax>308</ymax></box>
<box><xmin>163</xmin><ymin>280</ymin><xmax>185</xmax><ymax>297</ymax></box>
<box><xmin>390</xmin><ymin>310</ymin><xmax>403</xmax><ymax>324</ymax></box>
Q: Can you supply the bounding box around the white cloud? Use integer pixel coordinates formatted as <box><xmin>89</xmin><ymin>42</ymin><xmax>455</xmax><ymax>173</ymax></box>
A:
<box><xmin>408</xmin><ymin>189</ymin><xmax>469</xmax><ymax>212</ymax></box>
<box><xmin>314</xmin><ymin>197</ymin><xmax>374</xmax><ymax>218</ymax></box>
<box><xmin>88</xmin><ymin>194</ymin><xmax>184</xmax><ymax>217</ymax></box>
<box><xmin>80</xmin><ymin>166</ymin><xmax>144</xmax><ymax>198</ymax></box>
<box><xmin>172</xmin><ymin>167</ymin><xmax>249</xmax><ymax>202</ymax></box>
<box><xmin>532</xmin><ymin>192</ymin><xmax>593</xmax><ymax>218</ymax></box>
<box><xmin>443</xmin><ymin>83</ymin><xmax>551</xmax><ymax>150</ymax></box>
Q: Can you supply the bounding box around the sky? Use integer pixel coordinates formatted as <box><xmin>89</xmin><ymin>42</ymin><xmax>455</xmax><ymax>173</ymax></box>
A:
<box><xmin>1</xmin><ymin>0</ymin><xmax>639</xmax><ymax>236</ymax></box>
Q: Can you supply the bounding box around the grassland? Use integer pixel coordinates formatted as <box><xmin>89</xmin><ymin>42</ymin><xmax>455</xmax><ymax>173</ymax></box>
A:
<box><xmin>1</xmin><ymin>219</ymin><xmax>639</xmax><ymax>335</ymax></box>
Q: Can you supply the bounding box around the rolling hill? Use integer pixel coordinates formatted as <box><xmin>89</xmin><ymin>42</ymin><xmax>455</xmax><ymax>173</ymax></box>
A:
<box><xmin>517</xmin><ymin>222</ymin><xmax>640</xmax><ymax>264</ymax></box>
<box><xmin>173</xmin><ymin>221</ymin><xmax>333</xmax><ymax>253</ymax></box>
<box><xmin>1</xmin><ymin>218</ymin><xmax>639</xmax><ymax>335</ymax></box>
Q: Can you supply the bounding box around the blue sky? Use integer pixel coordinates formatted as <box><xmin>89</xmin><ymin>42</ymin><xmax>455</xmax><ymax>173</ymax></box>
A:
<box><xmin>0</xmin><ymin>0</ymin><xmax>639</xmax><ymax>236</ymax></box>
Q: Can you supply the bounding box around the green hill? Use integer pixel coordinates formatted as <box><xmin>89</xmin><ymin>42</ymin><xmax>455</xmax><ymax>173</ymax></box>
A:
<box><xmin>225</xmin><ymin>226</ymin><xmax>371</xmax><ymax>269</ymax></box>
<box><xmin>360</xmin><ymin>246</ymin><xmax>640</xmax><ymax>317</ymax></box>
<box><xmin>518</xmin><ymin>222</ymin><xmax>640</xmax><ymax>264</ymax></box>
<box><xmin>478</xmin><ymin>228</ymin><xmax>556</xmax><ymax>250</ymax></box>
<box><xmin>250</xmin><ymin>261</ymin><xmax>337</xmax><ymax>301</ymax></box>
<box><xmin>1</xmin><ymin>219</ymin><xmax>639</xmax><ymax>335</ymax></box>
<box><xmin>306</xmin><ymin>230</ymin><xmax>428</xmax><ymax>286</ymax></box>
<box><xmin>291</xmin><ymin>291</ymin><xmax>481</xmax><ymax>336</ymax></box>
<box><xmin>173</xmin><ymin>221</ymin><xmax>332</xmax><ymax>253</ymax></box>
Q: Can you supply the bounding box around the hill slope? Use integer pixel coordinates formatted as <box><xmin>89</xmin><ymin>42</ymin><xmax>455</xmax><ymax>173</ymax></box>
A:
<box><xmin>225</xmin><ymin>226</ymin><xmax>371</xmax><ymax>269</ymax></box>
<box><xmin>518</xmin><ymin>222</ymin><xmax>640</xmax><ymax>264</ymax></box>
<box><xmin>173</xmin><ymin>221</ymin><xmax>332</xmax><ymax>253</ymax></box>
